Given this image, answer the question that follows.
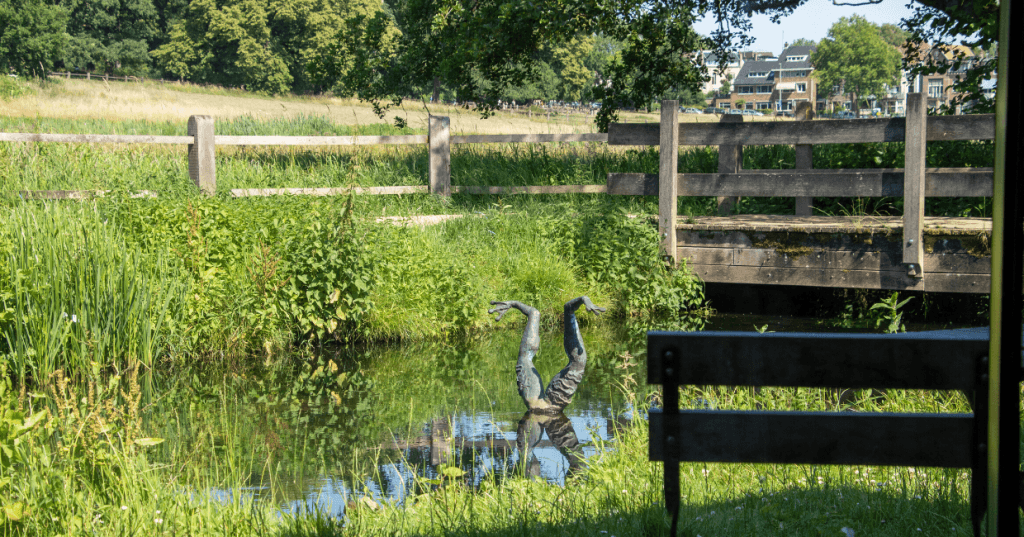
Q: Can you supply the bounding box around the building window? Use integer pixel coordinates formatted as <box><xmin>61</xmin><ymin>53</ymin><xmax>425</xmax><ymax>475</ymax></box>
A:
<box><xmin>832</xmin><ymin>84</ymin><xmax>841</xmax><ymax>95</ymax></box>
<box><xmin>721</xmin><ymin>103</ymin><xmax>731</xmax><ymax>109</ymax></box>
<box><xmin>786</xmin><ymin>55</ymin><xmax>807</xmax><ymax>62</ymax></box>
<box><xmin>738</xmin><ymin>86</ymin><xmax>754</xmax><ymax>94</ymax></box>
<box><xmin>776</xmin><ymin>100</ymin><xmax>794</xmax><ymax>111</ymax></box>
<box><xmin>928</xmin><ymin>79</ymin><xmax>944</xmax><ymax>98</ymax></box>
<box><xmin>757</xmin><ymin>102</ymin><xmax>771</xmax><ymax>110</ymax></box>
<box><xmin>748</xmin><ymin>71</ymin><xmax>768</xmax><ymax>78</ymax></box>
<box><xmin>796</xmin><ymin>83</ymin><xmax>807</xmax><ymax>92</ymax></box>
<box><xmin>757</xmin><ymin>85</ymin><xmax>771</xmax><ymax>93</ymax></box>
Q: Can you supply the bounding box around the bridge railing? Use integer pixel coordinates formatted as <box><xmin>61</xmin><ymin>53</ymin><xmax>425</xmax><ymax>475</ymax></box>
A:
<box><xmin>606</xmin><ymin>97</ymin><xmax>996</xmax><ymax>281</ymax></box>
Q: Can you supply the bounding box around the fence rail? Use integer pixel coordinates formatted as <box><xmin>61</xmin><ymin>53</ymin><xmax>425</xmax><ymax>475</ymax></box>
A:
<box><xmin>1</xmin><ymin>115</ymin><xmax>608</xmax><ymax>199</ymax></box>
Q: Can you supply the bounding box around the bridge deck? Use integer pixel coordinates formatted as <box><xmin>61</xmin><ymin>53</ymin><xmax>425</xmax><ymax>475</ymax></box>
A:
<box><xmin>678</xmin><ymin>215</ymin><xmax>992</xmax><ymax>293</ymax></box>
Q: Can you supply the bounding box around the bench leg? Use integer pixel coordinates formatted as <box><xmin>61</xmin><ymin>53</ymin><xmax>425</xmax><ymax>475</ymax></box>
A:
<box><xmin>665</xmin><ymin>461</ymin><xmax>680</xmax><ymax>535</ymax></box>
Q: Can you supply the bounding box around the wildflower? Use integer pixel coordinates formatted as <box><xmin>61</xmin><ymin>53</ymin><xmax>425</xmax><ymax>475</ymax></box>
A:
<box><xmin>121</xmin><ymin>506</ymin><xmax>128</xmax><ymax>510</ymax></box>
<box><xmin>154</xmin><ymin>518</ymin><xmax>163</xmax><ymax>524</ymax></box>
<box><xmin>701</xmin><ymin>468</ymin><xmax>710</xmax><ymax>477</ymax></box>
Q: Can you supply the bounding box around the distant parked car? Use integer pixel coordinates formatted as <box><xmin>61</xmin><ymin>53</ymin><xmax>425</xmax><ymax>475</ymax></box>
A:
<box><xmin>680</xmin><ymin>107</ymin><xmax>703</xmax><ymax>114</ymax></box>
<box><xmin>703</xmin><ymin>107</ymin><xmax>716</xmax><ymax>114</ymax></box>
<box><xmin>776</xmin><ymin>110</ymin><xmax>794</xmax><ymax>118</ymax></box>
<box><xmin>741</xmin><ymin>109</ymin><xmax>762</xmax><ymax>116</ymax></box>
<box><xmin>835</xmin><ymin>111</ymin><xmax>856</xmax><ymax>119</ymax></box>
<box><xmin>728</xmin><ymin>109</ymin><xmax>743</xmax><ymax>115</ymax></box>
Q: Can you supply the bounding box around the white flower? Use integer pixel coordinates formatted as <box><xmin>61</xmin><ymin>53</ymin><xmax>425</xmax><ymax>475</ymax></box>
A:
<box><xmin>154</xmin><ymin>519</ymin><xmax>163</xmax><ymax>524</ymax></box>
<box><xmin>121</xmin><ymin>506</ymin><xmax>128</xmax><ymax>511</ymax></box>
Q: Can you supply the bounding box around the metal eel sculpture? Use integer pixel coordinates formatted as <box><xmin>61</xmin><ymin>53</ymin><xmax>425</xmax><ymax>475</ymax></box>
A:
<box><xmin>488</xmin><ymin>296</ymin><xmax>605</xmax><ymax>413</ymax></box>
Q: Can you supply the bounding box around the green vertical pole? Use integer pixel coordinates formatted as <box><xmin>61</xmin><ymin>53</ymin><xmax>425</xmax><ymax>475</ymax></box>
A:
<box><xmin>988</xmin><ymin>0</ymin><xmax>1022</xmax><ymax>534</ymax></box>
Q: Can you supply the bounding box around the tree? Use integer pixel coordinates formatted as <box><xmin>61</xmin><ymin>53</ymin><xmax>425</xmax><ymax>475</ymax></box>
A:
<box><xmin>719</xmin><ymin>74</ymin><xmax>732</xmax><ymax>95</ymax></box>
<box><xmin>60</xmin><ymin>0</ymin><xmax>158</xmax><ymax>75</ymax></box>
<box><xmin>812</xmin><ymin>15</ymin><xmax>900</xmax><ymax>118</ymax></box>
<box><xmin>0</xmin><ymin>0</ymin><xmax>68</xmax><ymax>77</ymax></box>
<box><xmin>552</xmin><ymin>36</ymin><xmax>594</xmax><ymax>102</ymax></box>
<box><xmin>878</xmin><ymin>23</ymin><xmax>909</xmax><ymax>48</ymax></box>
<box><xmin>789</xmin><ymin>37</ymin><xmax>816</xmax><ymax>47</ymax></box>
<box><xmin>152</xmin><ymin>0</ymin><xmax>393</xmax><ymax>94</ymax></box>
<box><xmin>900</xmin><ymin>0</ymin><xmax>997</xmax><ymax>113</ymax></box>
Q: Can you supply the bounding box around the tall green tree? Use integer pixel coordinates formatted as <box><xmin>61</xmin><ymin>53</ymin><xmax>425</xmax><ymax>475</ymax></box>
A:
<box><xmin>789</xmin><ymin>37</ymin><xmax>816</xmax><ymax>47</ymax></box>
<box><xmin>878</xmin><ymin>23</ymin><xmax>909</xmax><ymax>48</ymax></box>
<box><xmin>0</xmin><ymin>0</ymin><xmax>68</xmax><ymax>77</ymax></box>
<box><xmin>60</xmin><ymin>0</ymin><xmax>158</xmax><ymax>75</ymax></box>
<box><xmin>812</xmin><ymin>15</ymin><xmax>901</xmax><ymax>117</ymax></box>
<box><xmin>151</xmin><ymin>0</ymin><xmax>293</xmax><ymax>92</ymax></box>
<box><xmin>552</xmin><ymin>36</ymin><xmax>594</xmax><ymax>102</ymax></box>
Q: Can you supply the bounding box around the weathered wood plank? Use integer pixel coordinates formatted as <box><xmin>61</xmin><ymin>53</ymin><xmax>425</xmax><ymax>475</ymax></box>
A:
<box><xmin>717</xmin><ymin>115</ymin><xmax>743</xmax><ymax>215</ymax></box>
<box><xmin>674</xmin><ymin>214</ymin><xmax>992</xmax><ymax>234</ymax></box>
<box><xmin>649</xmin><ymin>411</ymin><xmax>973</xmax><ymax>467</ymax></box>
<box><xmin>719</xmin><ymin>248</ymin><xmax>991</xmax><ymax>273</ymax></box>
<box><xmin>452</xmin><ymin>185</ymin><xmax>607</xmax><ymax>195</ymax></box>
<box><xmin>429</xmin><ymin>117</ymin><xmax>451</xmax><ymax>196</ymax></box>
<box><xmin>607</xmin><ymin>169</ymin><xmax>993</xmax><ymax>197</ymax></box>
<box><xmin>688</xmin><ymin>263</ymin><xmax>989</xmax><ymax>292</ymax></box>
<box><xmin>188</xmin><ymin>115</ymin><xmax>216</xmax><ymax>195</ymax></box>
<box><xmin>661</xmin><ymin>101</ymin><xmax>680</xmax><ymax>262</ymax></box>
<box><xmin>904</xmin><ymin>94</ymin><xmax>927</xmax><ymax>275</ymax></box>
<box><xmin>230</xmin><ymin>186</ymin><xmax>428</xmax><ymax>197</ymax></box>
<box><xmin>451</xmin><ymin>133</ymin><xmax>607</xmax><ymax>144</ymax></box>
<box><xmin>676</xmin><ymin>230</ymin><xmax>754</xmax><ymax>248</ymax></box>
<box><xmin>606</xmin><ymin>173</ymin><xmax>657</xmax><ymax>195</ymax></box>
<box><xmin>16</xmin><ymin>189</ymin><xmax>158</xmax><ymax>199</ymax></box>
<box><xmin>678</xmin><ymin>247</ymin><xmax>734</xmax><ymax>265</ymax></box>
<box><xmin>795</xmin><ymin>103</ymin><xmax>814</xmax><ymax>217</ymax></box>
<box><xmin>607</xmin><ymin>114</ymin><xmax>995</xmax><ymax>146</ymax></box>
<box><xmin>0</xmin><ymin>133</ymin><xmax>192</xmax><ymax>144</ymax></box>
<box><xmin>214</xmin><ymin>135</ymin><xmax>428</xmax><ymax>146</ymax></box>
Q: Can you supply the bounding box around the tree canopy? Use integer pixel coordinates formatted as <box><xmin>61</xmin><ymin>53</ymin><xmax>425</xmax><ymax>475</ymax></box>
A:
<box><xmin>812</xmin><ymin>15</ymin><xmax>901</xmax><ymax>115</ymax></box>
<box><xmin>0</xmin><ymin>0</ymin><xmax>68</xmax><ymax>77</ymax></box>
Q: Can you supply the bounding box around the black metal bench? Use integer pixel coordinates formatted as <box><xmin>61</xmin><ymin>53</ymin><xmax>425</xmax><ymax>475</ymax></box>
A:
<box><xmin>647</xmin><ymin>330</ymin><xmax>989</xmax><ymax>536</ymax></box>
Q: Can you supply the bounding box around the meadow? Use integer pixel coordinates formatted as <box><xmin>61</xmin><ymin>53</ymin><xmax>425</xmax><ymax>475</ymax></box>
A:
<box><xmin>0</xmin><ymin>75</ymin><xmax>1001</xmax><ymax>536</ymax></box>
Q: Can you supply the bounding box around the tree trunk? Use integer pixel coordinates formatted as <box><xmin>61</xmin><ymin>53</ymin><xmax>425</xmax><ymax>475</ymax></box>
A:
<box><xmin>852</xmin><ymin>91</ymin><xmax>860</xmax><ymax>118</ymax></box>
<box><xmin>432</xmin><ymin>77</ymin><xmax>440</xmax><ymax>103</ymax></box>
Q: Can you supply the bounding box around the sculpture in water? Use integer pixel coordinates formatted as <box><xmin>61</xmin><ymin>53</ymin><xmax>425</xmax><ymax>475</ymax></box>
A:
<box><xmin>516</xmin><ymin>411</ymin><xmax>584</xmax><ymax>479</ymax></box>
<box><xmin>489</xmin><ymin>296</ymin><xmax>605</xmax><ymax>413</ymax></box>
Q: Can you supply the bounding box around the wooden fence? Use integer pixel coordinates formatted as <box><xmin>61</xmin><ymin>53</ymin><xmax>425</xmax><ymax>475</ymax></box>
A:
<box><xmin>606</xmin><ymin>96</ymin><xmax>995</xmax><ymax>282</ymax></box>
<box><xmin>1</xmin><ymin>114</ymin><xmax>607</xmax><ymax>199</ymax></box>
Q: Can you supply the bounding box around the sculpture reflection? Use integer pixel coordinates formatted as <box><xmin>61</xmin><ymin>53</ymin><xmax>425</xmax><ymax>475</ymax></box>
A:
<box><xmin>489</xmin><ymin>296</ymin><xmax>605</xmax><ymax>413</ymax></box>
<box><xmin>515</xmin><ymin>411</ymin><xmax>585</xmax><ymax>479</ymax></box>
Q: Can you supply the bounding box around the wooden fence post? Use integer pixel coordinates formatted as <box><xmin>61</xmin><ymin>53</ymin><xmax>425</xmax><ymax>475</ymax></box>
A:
<box><xmin>717</xmin><ymin>114</ymin><xmax>743</xmax><ymax>215</ymax></box>
<box><xmin>660</xmin><ymin>100</ymin><xmax>680</xmax><ymax>264</ymax></box>
<box><xmin>187</xmin><ymin>115</ymin><xmax>216</xmax><ymax>195</ymax></box>
<box><xmin>903</xmin><ymin>93</ymin><xmax>926</xmax><ymax>278</ymax></box>
<box><xmin>429</xmin><ymin>116</ymin><xmax>451</xmax><ymax>196</ymax></box>
<box><xmin>794</xmin><ymin>102</ymin><xmax>814</xmax><ymax>216</ymax></box>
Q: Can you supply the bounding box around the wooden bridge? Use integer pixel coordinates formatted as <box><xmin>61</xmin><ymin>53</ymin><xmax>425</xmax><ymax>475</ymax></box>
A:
<box><xmin>607</xmin><ymin>95</ymin><xmax>995</xmax><ymax>294</ymax></box>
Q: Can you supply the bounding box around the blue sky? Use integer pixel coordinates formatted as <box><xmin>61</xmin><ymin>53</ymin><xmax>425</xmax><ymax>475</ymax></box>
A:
<box><xmin>692</xmin><ymin>0</ymin><xmax>916</xmax><ymax>55</ymax></box>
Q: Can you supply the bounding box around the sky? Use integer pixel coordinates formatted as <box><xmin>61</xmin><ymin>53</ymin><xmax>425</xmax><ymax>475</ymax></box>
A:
<box><xmin>692</xmin><ymin>0</ymin><xmax>916</xmax><ymax>55</ymax></box>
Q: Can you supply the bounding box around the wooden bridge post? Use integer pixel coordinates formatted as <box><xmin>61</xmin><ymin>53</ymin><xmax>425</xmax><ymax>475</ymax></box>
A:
<box><xmin>794</xmin><ymin>102</ymin><xmax>814</xmax><ymax>216</ymax></box>
<box><xmin>717</xmin><ymin>114</ymin><xmax>743</xmax><ymax>215</ymax></box>
<box><xmin>903</xmin><ymin>93</ymin><xmax>926</xmax><ymax>278</ymax></box>
<box><xmin>187</xmin><ymin>115</ymin><xmax>216</xmax><ymax>195</ymax></box>
<box><xmin>429</xmin><ymin>116</ymin><xmax>451</xmax><ymax>197</ymax></box>
<box><xmin>660</xmin><ymin>100</ymin><xmax>679</xmax><ymax>264</ymax></box>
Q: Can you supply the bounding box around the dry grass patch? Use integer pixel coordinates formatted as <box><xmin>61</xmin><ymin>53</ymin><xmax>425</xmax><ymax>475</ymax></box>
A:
<box><xmin>3</xmin><ymin>78</ymin><xmax>605</xmax><ymax>135</ymax></box>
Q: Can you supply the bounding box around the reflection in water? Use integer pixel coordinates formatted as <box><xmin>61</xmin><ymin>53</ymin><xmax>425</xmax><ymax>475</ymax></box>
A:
<box><xmin>516</xmin><ymin>411</ymin><xmax>585</xmax><ymax>479</ymax></box>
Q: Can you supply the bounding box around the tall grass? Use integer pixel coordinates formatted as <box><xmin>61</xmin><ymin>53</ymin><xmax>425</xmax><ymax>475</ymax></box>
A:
<box><xmin>0</xmin><ymin>203</ymin><xmax>181</xmax><ymax>384</ymax></box>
